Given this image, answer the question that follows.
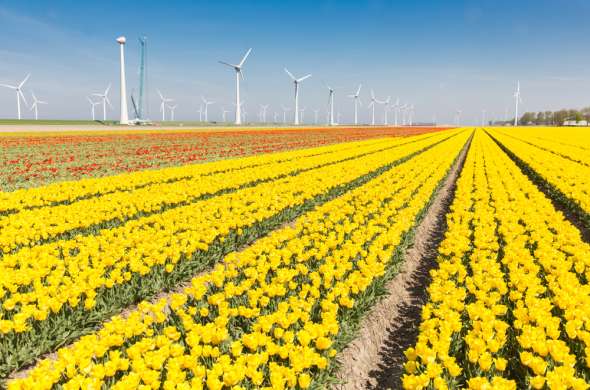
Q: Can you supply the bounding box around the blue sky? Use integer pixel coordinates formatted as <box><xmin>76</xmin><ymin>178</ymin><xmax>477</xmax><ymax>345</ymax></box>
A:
<box><xmin>0</xmin><ymin>0</ymin><xmax>589</xmax><ymax>124</ymax></box>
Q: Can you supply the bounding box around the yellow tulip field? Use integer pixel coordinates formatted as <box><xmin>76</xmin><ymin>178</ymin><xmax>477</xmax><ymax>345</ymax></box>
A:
<box><xmin>1</xmin><ymin>126</ymin><xmax>589</xmax><ymax>389</ymax></box>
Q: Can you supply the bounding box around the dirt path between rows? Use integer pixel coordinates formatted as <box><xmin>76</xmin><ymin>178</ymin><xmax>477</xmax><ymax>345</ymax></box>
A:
<box><xmin>332</xmin><ymin>136</ymin><xmax>471</xmax><ymax>390</ymax></box>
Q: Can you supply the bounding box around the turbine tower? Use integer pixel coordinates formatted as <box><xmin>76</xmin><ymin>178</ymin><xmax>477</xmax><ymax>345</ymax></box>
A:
<box><xmin>219</xmin><ymin>48</ymin><xmax>252</xmax><ymax>125</ymax></box>
<box><xmin>368</xmin><ymin>89</ymin><xmax>378</xmax><ymax>125</ymax></box>
<box><xmin>201</xmin><ymin>97</ymin><xmax>214</xmax><ymax>122</ymax></box>
<box><xmin>116</xmin><ymin>36</ymin><xmax>129</xmax><ymax>125</ymax></box>
<box><xmin>313</xmin><ymin>109</ymin><xmax>319</xmax><ymax>124</ymax></box>
<box><xmin>87</xmin><ymin>97</ymin><xmax>100</xmax><ymax>121</ymax></box>
<box><xmin>259</xmin><ymin>104</ymin><xmax>269</xmax><ymax>122</ymax></box>
<box><xmin>393</xmin><ymin>98</ymin><xmax>400</xmax><ymax>126</ymax></box>
<box><xmin>0</xmin><ymin>74</ymin><xmax>30</xmax><ymax>120</ymax></box>
<box><xmin>347</xmin><ymin>84</ymin><xmax>362</xmax><ymax>125</ymax></box>
<box><xmin>157</xmin><ymin>90</ymin><xmax>173</xmax><ymax>121</ymax></box>
<box><xmin>382</xmin><ymin>96</ymin><xmax>391</xmax><ymax>125</ymax></box>
<box><xmin>168</xmin><ymin>105</ymin><xmax>177</xmax><ymax>121</ymax></box>
<box><xmin>513</xmin><ymin>81</ymin><xmax>522</xmax><ymax>126</ymax></box>
<box><xmin>93</xmin><ymin>84</ymin><xmax>112</xmax><ymax>121</ymax></box>
<box><xmin>222</xmin><ymin>107</ymin><xmax>230</xmax><ymax>122</ymax></box>
<box><xmin>326</xmin><ymin>85</ymin><xmax>335</xmax><ymax>126</ymax></box>
<box><xmin>30</xmin><ymin>91</ymin><xmax>47</xmax><ymax>120</ymax></box>
<box><xmin>197</xmin><ymin>105</ymin><xmax>204</xmax><ymax>122</ymax></box>
<box><xmin>281</xmin><ymin>105</ymin><xmax>290</xmax><ymax>123</ymax></box>
<box><xmin>284</xmin><ymin>68</ymin><xmax>311</xmax><ymax>125</ymax></box>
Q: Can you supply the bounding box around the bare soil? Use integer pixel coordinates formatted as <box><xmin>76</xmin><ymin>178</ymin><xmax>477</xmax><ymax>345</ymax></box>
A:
<box><xmin>332</xmin><ymin>136</ymin><xmax>471</xmax><ymax>390</ymax></box>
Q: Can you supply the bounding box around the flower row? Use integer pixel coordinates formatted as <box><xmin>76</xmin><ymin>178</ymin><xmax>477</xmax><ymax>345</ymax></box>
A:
<box><xmin>6</xmin><ymin>130</ymin><xmax>469</xmax><ymax>389</ymax></box>
<box><xmin>0</xmin><ymin>136</ymin><xmax>411</xmax><ymax>255</ymax></box>
<box><xmin>403</xmin><ymin>130</ymin><xmax>590</xmax><ymax>389</ymax></box>
<box><xmin>488</xmin><ymin>128</ymin><xmax>590</xmax><ymax>217</ymax></box>
<box><xmin>0</xmin><ymin>131</ymin><xmax>460</xmax><ymax>376</ymax></box>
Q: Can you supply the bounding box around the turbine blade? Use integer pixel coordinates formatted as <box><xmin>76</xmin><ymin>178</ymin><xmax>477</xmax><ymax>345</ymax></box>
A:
<box><xmin>105</xmin><ymin>96</ymin><xmax>113</xmax><ymax>108</ymax></box>
<box><xmin>105</xmin><ymin>83</ymin><xmax>111</xmax><ymax>95</ymax></box>
<box><xmin>218</xmin><ymin>60</ymin><xmax>236</xmax><ymax>68</ymax></box>
<box><xmin>0</xmin><ymin>84</ymin><xmax>16</xmax><ymax>89</ymax></box>
<box><xmin>370</xmin><ymin>89</ymin><xmax>375</xmax><ymax>99</ymax></box>
<box><xmin>157</xmin><ymin>89</ymin><xmax>164</xmax><ymax>100</ymax></box>
<box><xmin>19</xmin><ymin>89</ymin><xmax>28</xmax><ymax>106</ymax></box>
<box><xmin>238</xmin><ymin>48</ymin><xmax>252</xmax><ymax>67</ymax></box>
<box><xmin>356</xmin><ymin>84</ymin><xmax>362</xmax><ymax>95</ymax></box>
<box><xmin>19</xmin><ymin>73</ymin><xmax>31</xmax><ymax>88</ymax></box>
<box><xmin>297</xmin><ymin>74</ymin><xmax>312</xmax><ymax>82</ymax></box>
<box><xmin>284</xmin><ymin>68</ymin><xmax>296</xmax><ymax>81</ymax></box>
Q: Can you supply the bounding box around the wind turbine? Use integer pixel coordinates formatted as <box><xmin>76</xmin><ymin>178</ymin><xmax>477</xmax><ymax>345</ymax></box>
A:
<box><xmin>393</xmin><ymin>98</ymin><xmax>400</xmax><ymax>126</ymax></box>
<box><xmin>29</xmin><ymin>91</ymin><xmax>47</xmax><ymax>120</ymax></box>
<box><xmin>281</xmin><ymin>105</ymin><xmax>290</xmax><ymax>123</ymax></box>
<box><xmin>222</xmin><ymin>107</ymin><xmax>230</xmax><ymax>122</ymax></box>
<box><xmin>156</xmin><ymin>90</ymin><xmax>173</xmax><ymax>121</ymax></box>
<box><xmin>201</xmin><ymin>97</ymin><xmax>214</xmax><ymax>122</ymax></box>
<box><xmin>219</xmin><ymin>48</ymin><xmax>252</xmax><ymax>125</ymax></box>
<box><xmin>300</xmin><ymin>107</ymin><xmax>306</xmax><ymax>123</ymax></box>
<box><xmin>93</xmin><ymin>84</ymin><xmax>112</xmax><ymax>121</ymax></box>
<box><xmin>87</xmin><ymin>97</ymin><xmax>100</xmax><ymax>121</ymax></box>
<box><xmin>382</xmin><ymin>96</ymin><xmax>391</xmax><ymax>125</ymax></box>
<box><xmin>168</xmin><ymin>104</ymin><xmax>177</xmax><ymax>121</ymax></box>
<box><xmin>0</xmin><ymin>74</ymin><xmax>30</xmax><ymax>120</ymax></box>
<box><xmin>347</xmin><ymin>84</ymin><xmax>362</xmax><ymax>125</ymax></box>
<box><xmin>259</xmin><ymin>104</ymin><xmax>269</xmax><ymax>122</ymax></box>
<box><xmin>273</xmin><ymin>112</ymin><xmax>279</xmax><ymax>123</ymax></box>
<box><xmin>196</xmin><ymin>105</ymin><xmax>204</xmax><ymax>122</ymax></box>
<box><xmin>313</xmin><ymin>109</ymin><xmax>319</xmax><ymax>124</ymax></box>
<box><xmin>455</xmin><ymin>109</ymin><xmax>462</xmax><ymax>126</ymax></box>
<box><xmin>513</xmin><ymin>81</ymin><xmax>522</xmax><ymax>126</ymax></box>
<box><xmin>116</xmin><ymin>36</ymin><xmax>129</xmax><ymax>125</ymax></box>
<box><xmin>368</xmin><ymin>89</ymin><xmax>378</xmax><ymax>125</ymax></box>
<box><xmin>326</xmin><ymin>84</ymin><xmax>335</xmax><ymax>126</ymax></box>
<box><xmin>408</xmin><ymin>104</ymin><xmax>414</xmax><ymax>125</ymax></box>
<box><xmin>284</xmin><ymin>68</ymin><xmax>312</xmax><ymax>125</ymax></box>
<box><xmin>481</xmin><ymin>109</ymin><xmax>486</xmax><ymax>126</ymax></box>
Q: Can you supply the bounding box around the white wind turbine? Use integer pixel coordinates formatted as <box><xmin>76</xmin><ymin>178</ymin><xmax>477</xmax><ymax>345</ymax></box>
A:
<box><xmin>0</xmin><ymin>74</ymin><xmax>30</xmax><ymax>120</ymax></box>
<box><xmin>259</xmin><ymin>104</ymin><xmax>269</xmax><ymax>122</ymax></box>
<box><xmin>273</xmin><ymin>112</ymin><xmax>279</xmax><ymax>123</ymax></box>
<box><xmin>30</xmin><ymin>91</ymin><xmax>47</xmax><ymax>120</ymax></box>
<box><xmin>408</xmin><ymin>104</ymin><xmax>415</xmax><ymax>125</ymax></box>
<box><xmin>455</xmin><ymin>109</ymin><xmax>462</xmax><ymax>126</ymax></box>
<box><xmin>281</xmin><ymin>105</ymin><xmax>290</xmax><ymax>123</ymax></box>
<box><xmin>197</xmin><ymin>105</ymin><xmax>204</xmax><ymax>122</ymax></box>
<box><xmin>400</xmin><ymin>104</ymin><xmax>408</xmax><ymax>125</ymax></box>
<box><xmin>168</xmin><ymin>104</ymin><xmax>177</xmax><ymax>121</ymax></box>
<box><xmin>347</xmin><ymin>84</ymin><xmax>362</xmax><ymax>125</ymax></box>
<box><xmin>87</xmin><ymin>97</ymin><xmax>100</xmax><ymax>121</ymax></box>
<box><xmin>368</xmin><ymin>89</ymin><xmax>378</xmax><ymax>125</ymax></box>
<box><xmin>284</xmin><ymin>68</ymin><xmax>312</xmax><ymax>125</ymax></box>
<box><xmin>513</xmin><ymin>81</ymin><xmax>522</xmax><ymax>126</ymax></box>
<box><xmin>201</xmin><ymin>97</ymin><xmax>214</xmax><ymax>122</ymax></box>
<box><xmin>156</xmin><ymin>90</ymin><xmax>173</xmax><ymax>121</ymax></box>
<box><xmin>93</xmin><ymin>84</ymin><xmax>112</xmax><ymax>121</ymax></box>
<box><xmin>382</xmin><ymin>96</ymin><xmax>391</xmax><ymax>125</ymax></box>
<box><xmin>392</xmin><ymin>98</ymin><xmax>400</xmax><ymax>125</ymax></box>
<box><xmin>222</xmin><ymin>107</ymin><xmax>230</xmax><ymax>122</ymax></box>
<box><xmin>219</xmin><ymin>48</ymin><xmax>252</xmax><ymax>125</ymax></box>
<box><xmin>300</xmin><ymin>107</ymin><xmax>306</xmax><ymax>123</ymax></box>
<box><xmin>481</xmin><ymin>109</ymin><xmax>486</xmax><ymax>126</ymax></box>
<box><xmin>326</xmin><ymin>84</ymin><xmax>335</xmax><ymax>126</ymax></box>
<box><xmin>313</xmin><ymin>109</ymin><xmax>319</xmax><ymax>124</ymax></box>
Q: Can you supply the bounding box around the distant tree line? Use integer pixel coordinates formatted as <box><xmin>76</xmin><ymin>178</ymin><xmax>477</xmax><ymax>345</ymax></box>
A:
<box><xmin>491</xmin><ymin>107</ymin><xmax>590</xmax><ymax>125</ymax></box>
